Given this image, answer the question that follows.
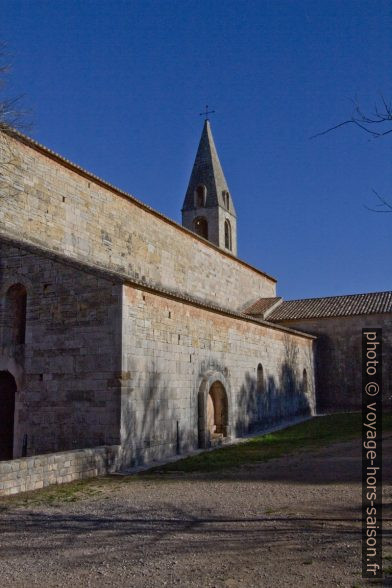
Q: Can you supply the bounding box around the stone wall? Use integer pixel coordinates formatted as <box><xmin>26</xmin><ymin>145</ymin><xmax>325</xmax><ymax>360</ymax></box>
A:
<box><xmin>0</xmin><ymin>445</ymin><xmax>120</xmax><ymax>496</ymax></box>
<box><xmin>120</xmin><ymin>284</ymin><xmax>316</xmax><ymax>466</ymax></box>
<box><xmin>0</xmin><ymin>134</ymin><xmax>275</xmax><ymax>312</ymax></box>
<box><xmin>277</xmin><ymin>314</ymin><xmax>392</xmax><ymax>412</ymax></box>
<box><xmin>0</xmin><ymin>241</ymin><xmax>122</xmax><ymax>457</ymax></box>
<box><xmin>0</xmin><ymin>238</ymin><xmax>316</xmax><ymax>478</ymax></box>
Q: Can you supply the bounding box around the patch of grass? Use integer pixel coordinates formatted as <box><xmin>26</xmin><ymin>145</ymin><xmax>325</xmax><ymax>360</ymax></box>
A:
<box><xmin>0</xmin><ymin>476</ymin><xmax>118</xmax><ymax>509</ymax></box>
<box><xmin>150</xmin><ymin>413</ymin><xmax>392</xmax><ymax>474</ymax></box>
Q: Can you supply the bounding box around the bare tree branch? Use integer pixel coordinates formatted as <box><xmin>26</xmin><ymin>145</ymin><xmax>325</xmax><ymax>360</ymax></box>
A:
<box><xmin>311</xmin><ymin>95</ymin><xmax>392</xmax><ymax>213</ymax></box>
<box><xmin>310</xmin><ymin>95</ymin><xmax>392</xmax><ymax>140</ymax></box>
<box><xmin>364</xmin><ymin>190</ymin><xmax>392</xmax><ymax>213</ymax></box>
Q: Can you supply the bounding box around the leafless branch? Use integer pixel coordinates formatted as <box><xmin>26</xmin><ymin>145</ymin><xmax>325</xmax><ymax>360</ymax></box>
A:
<box><xmin>310</xmin><ymin>95</ymin><xmax>392</xmax><ymax>140</ymax></box>
<box><xmin>364</xmin><ymin>190</ymin><xmax>392</xmax><ymax>213</ymax></box>
<box><xmin>311</xmin><ymin>96</ymin><xmax>392</xmax><ymax>214</ymax></box>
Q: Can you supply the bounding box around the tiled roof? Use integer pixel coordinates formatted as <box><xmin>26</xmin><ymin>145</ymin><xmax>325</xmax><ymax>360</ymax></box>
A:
<box><xmin>268</xmin><ymin>291</ymin><xmax>392</xmax><ymax>321</ymax></box>
<box><xmin>244</xmin><ymin>297</ymin><xmax>282</xmax><ymax>317</ymax></box>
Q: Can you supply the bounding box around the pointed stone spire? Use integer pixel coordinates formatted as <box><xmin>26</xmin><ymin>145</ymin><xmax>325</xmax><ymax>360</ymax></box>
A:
<box><xmin>182</xmin><ymin>121</ymin><xmax>237</xmax><ymax>255</ymax></box>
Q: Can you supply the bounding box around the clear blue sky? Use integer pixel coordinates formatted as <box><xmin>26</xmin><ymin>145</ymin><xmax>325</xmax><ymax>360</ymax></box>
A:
<box><xmin>1</xmin><ymin>0</ymin><xmax>391</xmax><ymax>299</ymax></box>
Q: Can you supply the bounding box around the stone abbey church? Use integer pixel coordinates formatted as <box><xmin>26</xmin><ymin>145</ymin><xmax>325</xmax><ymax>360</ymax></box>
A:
<box><xmin>0</xmin><ymin>120</ymin><xmax>390</xmax><ymax>489</ymax></box>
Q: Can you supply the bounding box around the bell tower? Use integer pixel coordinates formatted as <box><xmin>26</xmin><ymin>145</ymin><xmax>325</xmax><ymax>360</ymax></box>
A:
<box><xmin>181</xmin><ymin>119</ymin><xmax>237</xmax><ymax>256</ymax></box>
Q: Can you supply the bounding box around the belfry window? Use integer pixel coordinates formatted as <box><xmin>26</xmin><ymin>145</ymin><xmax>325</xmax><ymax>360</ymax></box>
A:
<box><xmin>4</xmin><ymin>284</ymin><xmax>27</xmax><ymax>345</ymax></box>
<box><xmin>194</xmin><ymin>217</ymin><xmax>208</xmax><ymax>239</ymax></box>
<box><xmin>224</xmin><ymin>219</ymin><xmax>232</xmax><ymax>250</ymax></box>
<box><xmin>195</xmin><ymin>185</ymin><xmax>207</xmax><ymax>208</ymax></box>
<box><xmin>222</xmin><ymin>190</ymin><xmax>229</xmax><ymax>209</ymax></box>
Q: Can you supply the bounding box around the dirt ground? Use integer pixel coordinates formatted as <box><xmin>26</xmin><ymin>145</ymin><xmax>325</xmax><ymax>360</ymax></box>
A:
<box><xmin>0</xmin><ymin>436</ymin><xmax>391</xmax><ymax>588</ymax></box>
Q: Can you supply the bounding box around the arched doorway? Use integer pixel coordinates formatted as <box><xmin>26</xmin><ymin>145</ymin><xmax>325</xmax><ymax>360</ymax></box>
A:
<box><xmin>198</xmin><ymin>373</ymin><xmax>231</xmax><ymax>448</ymax></box>
<box><xmin>0</xmin><ymin>371</ymin><xmax>16</xmax><ymax>460</ymax></box>
<box><xmin>198</xmin><ymin>378</ymin><xmax>230</xmax><ymax>448</ymax></box>
<box><xmin>207</xmin><ymin>381</ymin><xmax>228</xmax><ymax>438</ymax></box>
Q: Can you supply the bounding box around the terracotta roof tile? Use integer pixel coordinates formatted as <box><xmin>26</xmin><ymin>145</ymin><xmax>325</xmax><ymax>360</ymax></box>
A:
<box><xmin>268</xmin><ymin>291</ymin><xmax>392</xmax><ymax>321</ymax></box>
<box><xmin>244</xmin><ymin>297</ymin><xmax>282</xmax><ymax>317</ymax></box>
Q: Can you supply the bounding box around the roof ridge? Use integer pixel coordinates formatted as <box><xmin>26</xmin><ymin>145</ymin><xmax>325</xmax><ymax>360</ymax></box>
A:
<box><xmin>282</xmin><ymin>290</ymin><xmax>392</xmax><ymax>304</ymax></box>
<box><xmin>269</xmin><ymin>290</ymin><xmax>392</xmax><ymax>321</ymax></box>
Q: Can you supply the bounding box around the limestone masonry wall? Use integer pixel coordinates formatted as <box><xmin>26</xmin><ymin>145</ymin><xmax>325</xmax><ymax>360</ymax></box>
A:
<box><xmin>0</xmin><ymin>445</ymin><xmax>120</xmax><ymax>496</ymax></box>
<box><xmin>120</xmin><ymin>284</ymin><xmax>315</xmax><ymax>465</ymax></box>
<box><xmin>0</xmin><ymin>135</ymin><xmax>275</xmax><ymax>311</ymax></box>
<box><xmin>278</xmin><ymin>314</ymin><xmax>392</xmax><ymax>412</ymax></box>
<box><xmin>0</xmin><ymin>242</ymin><xmax>122</xmax><ymax>457</ymax></box>
<box><xmin>0</xmin><ymin>238</ymin><xmax>315</xmax><ymax>487</ymax></box>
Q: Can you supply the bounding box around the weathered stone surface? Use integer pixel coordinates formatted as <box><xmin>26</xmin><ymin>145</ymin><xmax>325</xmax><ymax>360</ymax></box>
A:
<box><xmin>120</xmin><ymin>285</ymin><xmax>315</xmax><ymax>464</ymax></box>
<box><xmin>277</xmin><ymin>314</ymin><xmax>392</xmax><ymax>412</ymax></box>
<box><xmin>0</xmin><ymin>242</ymin><xmax>122</xmax><ymax>457</ymax></box>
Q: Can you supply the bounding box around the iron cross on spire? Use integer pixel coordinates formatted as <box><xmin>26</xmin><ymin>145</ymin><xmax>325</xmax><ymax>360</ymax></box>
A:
<box><xmin>199</xmin><ymin>105</ymin><xmax>215</xmax><ymax>120</ymax></box>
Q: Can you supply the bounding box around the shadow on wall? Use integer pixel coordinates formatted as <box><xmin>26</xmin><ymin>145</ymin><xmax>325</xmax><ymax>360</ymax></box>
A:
<box><xmin>236</xmin><ymin>336</ymin><xmax>312</xmax><ymax>436</ymax></box>
<box><xmin>120</xmin><ymin>338</ymin><xmax>313</xmax><ymax>467</ymax></box>
<box><xmin>120</xmin><ymin>362</ymin><xmax>195</xmax><ymax>468</ymax></box>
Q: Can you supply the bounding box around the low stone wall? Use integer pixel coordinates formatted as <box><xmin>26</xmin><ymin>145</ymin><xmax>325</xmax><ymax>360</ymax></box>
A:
<box><xmin>0</xmin><ymin>445</ymin><xmax>120</xmax><ymax>496</ymax></box>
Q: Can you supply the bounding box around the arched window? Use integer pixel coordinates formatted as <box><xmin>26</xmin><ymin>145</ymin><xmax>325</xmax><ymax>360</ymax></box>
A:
<box><xmin>257</xmin><ymin>363</ymin><xmax>264</xmax><ymax>393</ymax></box>
<box><xmin>5</xmin><ymin>284</ymin><xmax>27</xmax><ymax>345</ymax></box>
<box><xmin>224</xmin><ymin>219</ymin><xmax>232</xmax><ymax>250</ymax></box>
<box><xmin>222</xmin><ymin>190</ymin><xmax>229</xmax><ymax>209</ymax></box>
<box><xmin>303</xmin><ymin>369</ymin><xmax>308</xmax><ymax>395</ymax></box>
<box><xmin>195</xmin><ymin>184</ymin><xmax>206</xmax><ymax>208</ymax></box>
<box><xmin>194</xmin><ymin>217</ymin><xmax>208</xmax><ymax>239</ymax></box>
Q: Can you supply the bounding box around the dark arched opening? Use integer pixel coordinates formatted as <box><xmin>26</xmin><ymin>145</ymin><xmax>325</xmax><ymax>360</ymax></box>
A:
<box><xmin>0</xmin><ymin>371</ymin><xmax>16</xmax><ymax>460</ymax></box>
<box><xmin>194</xmin><ymin>217</ymin><xmax>208</xmax><ymax>239</ymax></box>
<box><xmin>195</xmin><ymin>184</ymin><xmax>206</xmax><ymax>208</ymax></box>
<box><xmin>303</xmin><ymin>369</ymin><xmax>308</xmax><ymax>394</ymax></box>
<box><xmin>257</xmin><ymin>363</ymin><xmax>264</xmax><ymax>393</ymax></box>
<box><xmin>222</xmin><ymin>190</ymin><xmax>230</xmax><ymax>209</ymax></box>
<box><xmin>224</xmin><ymin>219</ymin><xmax>232</xmax><ymax>250</ymax></box>
<box><xmin>5</xmin><ymin>283</ymin><xmax>27</xmax><ymax>345</ymax></box>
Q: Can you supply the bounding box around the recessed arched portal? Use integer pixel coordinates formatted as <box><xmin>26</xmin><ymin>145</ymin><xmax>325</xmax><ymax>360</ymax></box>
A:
<box><xmin>198</xmin><ymin>375</ymin><xmax>230</xmax><ymax>448</ymax></box>
<box><xmin>0</xmin><ymin>371</ymin><xmax>16</xmax><ymax>460</ymax></box>
<box><xmin>207</xmin><ymin>381</ymin><xmax>228</xmax><ymax>437</ymax></box>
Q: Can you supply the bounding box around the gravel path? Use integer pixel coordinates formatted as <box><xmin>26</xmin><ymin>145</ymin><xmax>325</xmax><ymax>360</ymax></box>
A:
<box><xmin>0</xmin><ymin>437</ymin><xmax>391</xmax><ymax>587</ymax></box>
